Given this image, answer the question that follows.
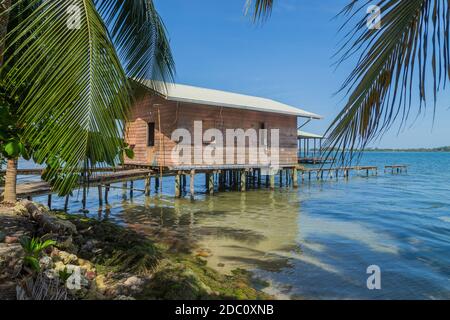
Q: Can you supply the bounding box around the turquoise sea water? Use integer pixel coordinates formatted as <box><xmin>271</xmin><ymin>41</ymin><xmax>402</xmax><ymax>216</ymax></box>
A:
<box><xmin>27</xmin><ymin>152</ymin><xmax>450</xmax><ymax>299</ymax></box>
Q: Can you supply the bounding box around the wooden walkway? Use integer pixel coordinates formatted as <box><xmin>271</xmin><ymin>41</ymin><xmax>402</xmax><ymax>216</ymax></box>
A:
<box><xmin>1</xmin><ymin>164</ymin><xmax>408</xmax><ymax>209</ymax></box>
<box><xmin>300</xmin><ymin>166</ymin><xmax>378</xmax><ymax>180</ymax></box>
<box><xmin>385</xmin><ymin>165</ymin><xmax>408</xmax><ymax>173</ymax></box>
<box><xmin>298</xmin><ymin>157</ymin><xmax>328</xmax><ymax>164</ymax></box>
<box><xmin>1</xmin><ymin>168</ymin><xmax>152</xmax><ymax>198</ymax></box>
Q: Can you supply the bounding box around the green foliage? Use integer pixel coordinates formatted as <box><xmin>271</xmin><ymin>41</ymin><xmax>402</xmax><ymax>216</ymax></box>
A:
<box><xmin>1</xmin><ymin>0</ymin><xmax>174</xmax><ymax>194</ymax></box>
<box><xmin>23</xmin><ymin>256</ymin><xmax>40</xmax><ymax>272</ymax></box>
<box><xmin>326</xmin><ymin>0</ymin><xmax>450</xmax><ymax>162</ymax></box>
<box><xmin>19</xmin><ymin>236</ymin><xmax>56</xmax><ymax>272</ymax></box>
<box><xmin>0</xmin><ymin>78</ymin><xmax>32</xmax><ymax>160</ymax></box>
<box><xmin>245</xmin><ymin>0</ymin><xmax>273</xmax><ymax>21</ymax></box>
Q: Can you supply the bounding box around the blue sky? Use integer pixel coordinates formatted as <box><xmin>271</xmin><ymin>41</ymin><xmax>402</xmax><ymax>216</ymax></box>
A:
<box><xmin>154</xmin><ymin>0</ymin><xmax>450</xmax><ymax>148</ymax></box>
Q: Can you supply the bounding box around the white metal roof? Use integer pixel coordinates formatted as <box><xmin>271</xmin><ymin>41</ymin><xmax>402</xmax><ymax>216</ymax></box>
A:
<box><xmin>297</xmin><ymin>130</ymin><xmax>324</xmax><ymax>139</ymax></box>
<box><xmin>139</xmin><ymin>80</ymin><xmax>322</xmax><ymax>119</ymax></box>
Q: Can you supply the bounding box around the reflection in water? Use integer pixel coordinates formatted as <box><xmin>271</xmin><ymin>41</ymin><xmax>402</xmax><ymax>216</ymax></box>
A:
<box><xmin>32</xmin><ymin>153</ymin><xmax>450</xmax><ymax>299</ymax></box>
<box><xmin>120</xmin><ymin>190</ymin><xmax>300</xmax><ymax>275</ymax></box>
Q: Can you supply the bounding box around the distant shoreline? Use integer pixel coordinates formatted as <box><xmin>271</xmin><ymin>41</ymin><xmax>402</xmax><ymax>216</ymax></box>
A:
<box><xmin>362</xmin><ymin>147</ymin><xmax>450</xmax><ymax>152</ymax></box>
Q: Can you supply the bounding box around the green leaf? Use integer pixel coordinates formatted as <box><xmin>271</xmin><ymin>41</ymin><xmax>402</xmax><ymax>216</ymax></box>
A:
<box><xmin>0</xmin><ymin>130</ymin><xmax>7</xmax><ymax>141</ymax></box>
<box><xmin>124</xmin><ymin>147</ymin><xmax>134</xmax><ymax>159</ymax></box>
<box><xmin>2</xmin><ymin>0</ymin><xmax>174</xmax><ymax>195</ymax></box>
<box><xmin>325</xmin><ymin>0</ymin><xmax>448</xmax><ymax>163</ymax></box>
<box><xmin>24</xmin><ymin>256</ymin><xmax>40</xmax><ymax>272</ymax></box>
<box><xmin>39</xmin><ymin>239</ymin><xmax>57</xmax><ymax>251</ymax></box>
<box><xmin>4</xmin><ymin>141</ymin><xmax>19</xmax><ymax>157</ymax></box>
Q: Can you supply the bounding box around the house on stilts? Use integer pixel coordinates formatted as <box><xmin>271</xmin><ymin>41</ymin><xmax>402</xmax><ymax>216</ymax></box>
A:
<box><xmin>124</xmin><ymin>81</ymin><xmax>322</xmax><ymax>194</ymax></box>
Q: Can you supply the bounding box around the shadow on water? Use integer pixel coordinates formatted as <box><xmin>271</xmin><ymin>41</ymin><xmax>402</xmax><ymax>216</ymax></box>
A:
<box><xmin>112</xmin><ymin>189</ymin><xmax>301</xmax><ymax>277</ymax></box>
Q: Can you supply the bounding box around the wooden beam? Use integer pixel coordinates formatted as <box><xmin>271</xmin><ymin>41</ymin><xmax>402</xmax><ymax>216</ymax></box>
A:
<box><xmin>270</xmin><ymin>173</ymin><xmax>275</xmax><ymax>190</ymax></box>
<box><xmin>175</xmin><ymin>173</ymin><xmax>181</xmax><ymax>198</ymax></box>
<box><xmin>64</xmin><ymin>195</ymin><xmax>69</xmax><ymax>212</ymax></box>
<box><xmin>240</xmin><ymin>170</ymin><xmax>247</xmax><ymax>192</ymax></box>
<box><xmin>98</xmin><ymin>185</ymin><xmax>103</xmax><ymax>206</ymax></box>
<box><xmin>293</xmin><ymin>168</ymin><xmax>298</xmax><ymax>188</ymax></box>
<box><xmin>208</xmin><ymin>172</ymin><xmax>214</xmax><ymax>195</ymax></box>
<box><xmin>190</xmin><ymin>170</ymin><xmax>195</xmax><ymax>199</ymax></box>
<box><xmin>144</xmin><ymin>174</ymin><xmax>151</xmax><ymax>196</ymax></box>
<box><xmin>47</xmin><ymin>194</ymin><xmax>52</xmax><ymax>210</ymax></box>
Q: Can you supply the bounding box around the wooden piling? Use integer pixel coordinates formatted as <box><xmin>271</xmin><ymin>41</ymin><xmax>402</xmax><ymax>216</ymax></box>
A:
<box><xmin>208</xmin><ymin>172</ymin><xmax>215</xmax><ymax>195</ymax></box>
<box><xmin>240</xmin><ymin>170</ymin><xmax>247</xmax><ymax>192</ymax></box>
<box><xmin>190</xmin><ymin>170</ymin><xmax>195</xmax><ymax>199</ymax></box>
<box><xmin>279</xmin><ymin>170</ymin><xmax>283</xmax><ymax>187</ymax></box>
<box><xmin>257</xmin><ymin>169</ymin><xmax>261</xmax><ymax>188</ymax></box>
<box><xmin>82</xmin><ymin>186</ymin><xmax>87</xmax><ymax>211</ymax></box>
<box><xmin>175</xmin><ymin>173</ymin><xmax>181</xmax><ymax>198</ymax></box>
<box><xmin>293</xmin><ymin>168</ymin><xmax>298</xmax><ymax>188</ymax></box>
<box><xmin>270</xmin><ymin>173</ymin><xmax>275</xmax><ymax>190</ymax></box>
<box><xmin>182</xmin><ymin>174</ymin><xmax>187</xmax><ymax>191</ymax></box>
<box><xmin>155</xmin><ymin>177</ymin><xmax>160</xmax><ymax>192</ymax></box>
<box><xmin>64</xmin><ymin>195</ymin><xmax>69</xmax><ymax>212</ymax></box>
<box><xmin>144</xmin><ymin>174</ymin><xmax>151</xmax><ymax>196</ymax></box>
<box><xmin>130</xmin><ymin>180</ymin><xmax>134</xmax><ymax>198</ymax></box>
<box><xmin>98</xmin><ymin>185</ymin><xmax>103</xmax><ymax>206</ymax></box>
<box><xmin>45</xmin><ymin>194</ymin><xmax>51</xmax><ymax>210</ymax></box>
<box><xmin>105</xmin><ymin>184</ymin><xmax>110</xmax><ymax>203</ymax></box>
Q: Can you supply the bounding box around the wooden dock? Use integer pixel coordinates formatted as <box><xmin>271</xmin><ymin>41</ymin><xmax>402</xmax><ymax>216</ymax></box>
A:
<box><xmin>384</xmin><ymin>165</ymin><xmax>408</xmax><ymax>174</ymax></box>
<box><xmin>300</xmin><ymin>166</ymin><xmax>378</xmax><ymax>180</ymax></box>
<box><xmin>1</xmin><ymin>164</ymin><xmax>407</xmax><ymax>210</ymax></box>
<box><xmin>298</xmin><ymin>157</ymin><xmax>328</xmax><ymax>164</ymax></box>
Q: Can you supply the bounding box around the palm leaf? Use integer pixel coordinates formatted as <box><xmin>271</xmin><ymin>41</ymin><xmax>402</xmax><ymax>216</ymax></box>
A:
<box><xmin>3</xmin><ymin>0</ymin><xmax>129</xmax><ymax>194</ymax></box>
<box><xmin>326</xmin><ymin>0</ymin><xmax>448</xmax><ymax>163</ymax></box>
<box><xmin>1</xmin><ymin>0</ymin><xmax>174</xmax><ymax>195</ymax></box>
<box><xmin>94</xmin><ymin>0</ymin><xmax>175</xmax><ymax>92</ymax></box>
<box><xmin>245</xmin><ymin>0</ymin><xmax>273</xmax><ymax>21</ymax></box>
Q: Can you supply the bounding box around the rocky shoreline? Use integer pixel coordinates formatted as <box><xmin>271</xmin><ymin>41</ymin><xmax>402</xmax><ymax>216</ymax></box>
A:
<box><xmin>0</xmin><ymin>200</ymin><xmax>272</xmax><ymax>300</ymax></box>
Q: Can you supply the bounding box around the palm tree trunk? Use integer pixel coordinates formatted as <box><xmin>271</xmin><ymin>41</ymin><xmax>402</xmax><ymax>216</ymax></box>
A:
<box><xmin>3</xmin><ymin>158</ymin><xmax>17</xmax><ymax>204</ymax></box>
<box><xmin>0</xmin><ymin>0</ymin><xmax>12</xmax><ymax>66</ymax></box>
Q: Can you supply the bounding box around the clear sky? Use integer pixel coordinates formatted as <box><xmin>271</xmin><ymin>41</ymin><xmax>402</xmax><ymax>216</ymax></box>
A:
<box><xmin>154</xmin><ymin>0</ymin><xmax>450</xmax><ymax>148</ymax></box>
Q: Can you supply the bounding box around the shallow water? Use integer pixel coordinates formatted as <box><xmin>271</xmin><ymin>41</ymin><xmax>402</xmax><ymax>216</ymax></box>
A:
<box><xmin>30</xmin><ymin>152</ymin><xmax>450</xmax><ymax>299</ymax></box>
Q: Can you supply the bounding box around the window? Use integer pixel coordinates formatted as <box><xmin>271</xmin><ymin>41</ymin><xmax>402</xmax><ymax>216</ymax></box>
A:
<box><xmin>147</xmin><ymin>122</ymin><xmax>155</xmax><ymax>147</ymax></box>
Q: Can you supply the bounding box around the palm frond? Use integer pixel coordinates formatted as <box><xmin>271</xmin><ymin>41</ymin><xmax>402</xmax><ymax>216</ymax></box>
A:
<box><xmin>95</xmin><ymin>0</ymin><xmax>175</xmax><ymax>93</ymax></box>
<box><xmin>3</xmin><ymin>0</ymin><xmax>130</xmax><ymax>194</ymax></box>
<box><xmin>326</xmin><ymin>0</ymin><xmax>449</xmax><ymax>163</ymax></box>
<box><xmin>2</xmin><ymin>0</ymin><xmax>174</xmax><ymax>195</ymax></box>
<box><xmin>245</xmin><ymin>0</ymin><xmax>273</xmax><ymax>21</ymax></box>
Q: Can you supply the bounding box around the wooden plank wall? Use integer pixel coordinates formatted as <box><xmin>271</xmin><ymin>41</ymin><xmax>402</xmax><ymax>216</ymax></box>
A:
<box><xmin>124</xmin><ymin>91</ymin><xmax>298</xmax><ymax>167</ymax></box>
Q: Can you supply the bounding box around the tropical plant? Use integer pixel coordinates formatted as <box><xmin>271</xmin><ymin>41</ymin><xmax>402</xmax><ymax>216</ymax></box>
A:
<box><xmin>245</xmin><ymin>0</ymin><xmax>273</xmax><ymax>21</ymax></box>
<box><xmin>324</xmin><ymin>0</ymin><xmax>450</xmax><ymax>163</ymax></box>
<box><xmin>19</xmin><ymin>236</ymin><xmax>56</xmax><ymax>272</ymax></box>
<box><xmin>248</xmin><ymin>0</ymin><xmax>449</xmax><ymax>163</ymax></box>
<box><xmin>0</xmin><ymin>0</ymin><xmax>174</xmax><ymax>199</ymax></box>
<box><xmin>0</xmin><ymin>77</ymin><xmax>33</xmax><ymax>203</ymax></box>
